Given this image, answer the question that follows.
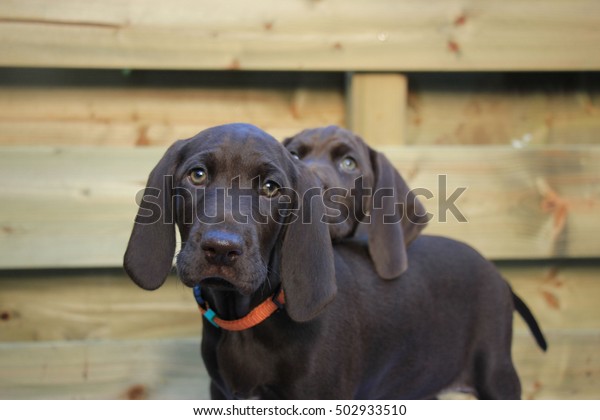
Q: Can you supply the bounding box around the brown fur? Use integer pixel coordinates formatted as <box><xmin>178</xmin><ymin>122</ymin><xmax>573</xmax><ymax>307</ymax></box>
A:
<box><xmin>125</xmin><ymin>123</ymin><xmax>544</xmax><ymax>399</ymax></box>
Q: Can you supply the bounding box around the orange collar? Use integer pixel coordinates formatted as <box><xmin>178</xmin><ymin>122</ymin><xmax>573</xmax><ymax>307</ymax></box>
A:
<box><xmin>193</xmin><ymin>285</ymin><xmax>285</xmax><ymax>331</ymax></box>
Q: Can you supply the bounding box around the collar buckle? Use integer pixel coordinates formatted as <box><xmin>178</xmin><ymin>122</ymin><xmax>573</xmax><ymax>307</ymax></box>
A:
<box><xmin>271</xmin><ymin>285</ymin><xmax>284</xmax><ymax>311</ymax></box>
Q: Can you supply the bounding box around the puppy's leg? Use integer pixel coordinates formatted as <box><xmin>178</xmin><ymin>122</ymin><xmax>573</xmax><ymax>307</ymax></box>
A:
<box><xmin>475</xmin><ymin>356</ymin><xmax>521</xmax><ymax>400</ymax></box>
<box><xmin>474</xmin><ymin>317</ymin><xmax>521</xmax><ymax>400</ymax></box>
<box><xmin>210</xmin><ymin>381</ymin><xmax>227</xmax><ymax>399</ymax></box>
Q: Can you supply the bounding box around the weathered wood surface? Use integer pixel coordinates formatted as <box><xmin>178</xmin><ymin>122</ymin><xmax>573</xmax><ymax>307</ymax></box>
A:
<box><xmin>0</xmin><ymin>337</ymin><xmax>210</xmax><ymax>400</ymax></box>
<box><xmin>348</xmin><ymin>73</ymin><xmax>407</xmax><ymax>145</ymax></box>
<box><xmin>406</xmin><ymin>75</ymin><xmax>600</xmax><ymax>146</ymax></box>
<box><xmin>382</xmin><ymin>146</ymin><xmax>600</xmax><ymax>260</ymax></box>
<box><xmin>1</xmin><ymin>73</ymin><xmax>597</xmax><ymax>148</ymax></box>
<box><xmin>0</xmin><ymin>147</ymin><xmax>157</xmax><ymax>268</ymax></box>
<box><xmin>1</xmin><ymin>262</ymin><xmax>598</xmax><ymax>399</ymax></box>
<box><xmin>1</xmin><ymin>0</ymin><xmax>599</xmax><ymax>71</ymax></box>
<box><xmin>0</xmin><ymin>145</ymin><xmax>598</xmax><ymax>268</ymax></box>
<box><xmin>0</xmin><ymin>85</ymin><xmax>344</xmax><ymax>147</ymax></box>
<box><xmin>0</xmin><ymin>272</ymin><xmax>198</xmax><ymax>342</ymax></box>
<box><xmin>503</xmin><ymin>263</ymin><xmax>600</xmax><ymax>333</ymax></box>
<box><xmin>513</xmin><ymin>331</ymin><xmax>599</xmax><ymax>400</ymax></box>
<box><xmin>0</xmin><ymin>332</ymin><xmax>596</xmax><ymax>399</ymax></box>
<box><xmin>1</xmin><ymin>264</ymin><xmax>597</xmax><ymax>343</ymax></box>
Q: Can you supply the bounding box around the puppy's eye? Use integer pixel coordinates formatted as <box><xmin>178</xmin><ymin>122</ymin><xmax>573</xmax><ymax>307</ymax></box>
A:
<box><xmin>188</xmin><ymin>167</ymin><xmax>207</xmax><ymax>185</ymax></box>
<box><xmin>289</xmin><ymin>150</ymin><xmax>300</xmax><ymax>160</ymax></box>
<box><xmin>340</xmin><ymin>156</ymin><xmax>357</xmax><ymax>172</ymax></box>
<box><xmin>261</xmin><ymin>180</ymin><xmax>281</xmax><ymax>198</ymax></box>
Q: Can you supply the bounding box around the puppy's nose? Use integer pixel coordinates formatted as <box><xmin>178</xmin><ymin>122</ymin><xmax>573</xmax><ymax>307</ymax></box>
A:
<box><xmin>200</xmin><ymin>230</ymin><xmax>244</xmax><ymax>265</ymax></box>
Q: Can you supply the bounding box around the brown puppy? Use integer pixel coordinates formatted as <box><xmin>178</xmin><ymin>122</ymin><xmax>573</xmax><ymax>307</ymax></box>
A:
<box><xmin>284</xmin><ymin>126</ymin><xmax>429</xmax><ymax>279</ymax></box>
<box><xmin>125</xmin><ymin>123</ymin><xmax>541</xmax><ymax>399</ymax></box>
<box><xmin>284</xmin><ymin>126</ymin><xmax>547</xmax><ymax>354</ymax></box>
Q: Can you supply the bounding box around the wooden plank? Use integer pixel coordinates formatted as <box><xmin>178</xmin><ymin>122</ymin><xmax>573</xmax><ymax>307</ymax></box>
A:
<box><xmin>503</xmin><ymin>263</ymin><xmax>600</xmax><ymax>334</ymax></box>
<box><xmin>348</xmin><ymin>73</ymin><xmax>407</xmax><ymax>146</ymax></box>
<box><xmin>0</xmin><ymin>331</ymin><xmax>596</xmax><ymax>399</ymax></box>
<box><xmin>0</xmin><ymin>86</ymin><xmax>344</xmax><ymax>146</ymax></box>
<box><xmin>1</xmin><ymin>263</ymin><xmax>597</xmax><ymax>343</ymax></box>
<box><xmin>446</xmin><ymin>331</ymin><xmax>600</xmax><ymax>400</ymax></box>
<box><xmin>406</xmin><ymin>76</ymin><xmax>600</xmax><ymax>145</ymax></box>
<box><xmin>381</xmin><ymin>145</ymin><xmax>600</xmax><ymax>260</ymax></box>
<box><xmin>514</xmin><ymin>331</ymin><xmax>600</xmax><ymax>400</ymax></box>
<box><xmin>0</xmin><ymin>147</ymin><xmax>157</xmax><ymax>268</ymax></box>
<box><xmin>0</xmin><ymin>272</ymin><xmax>200</xmax><ymax>342</ymax></box>
<box><xmin>2</xmin><ymin>75</ymin><xmax>598</xmax><ymax>149</ymax></box>
<box><xmin>0</xmin><ymin>145</ymin><xmax>599</xmax><ymax>268</ymax></box>
<box><xmin>1</xmin><ymin>75</ymin><xmax>598</xmax><ymax>148</ymax></box>
<box><xmin>0</xmin><ymin>337</ymin><xmax>210</xmax><ymax>399</ymax></box>
<box><xmin>1</xmin><ymin>0</ymin><xmax>599</xmax><ymax>71</ymax></box>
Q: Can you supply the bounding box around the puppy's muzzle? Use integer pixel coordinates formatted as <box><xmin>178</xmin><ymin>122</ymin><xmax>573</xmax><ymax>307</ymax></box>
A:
<box><xmin>200</xmin><ymin>230</ymin><xmax>244</xmax><ymax>266</ymax></box>
<box><xmin>306</xmin><ymin>161</ymin><xmax>337</xmax><ymax>190</ymax></box>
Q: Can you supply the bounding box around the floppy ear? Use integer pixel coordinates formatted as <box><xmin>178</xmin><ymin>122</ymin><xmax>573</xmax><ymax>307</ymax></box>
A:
<box><xmin>367</xmin><ymin>149</ymin><xmax>428</xmax><ymax>279</ymax></box>
<box><xmin>124</xmin><ymin>140</ymin><xmax>185</xmax><ymax>290</ymax></box>
<box><xmin>281</xmin><ymin>165</ymin><xmax>337</xmax><ymax>322</ymax></box>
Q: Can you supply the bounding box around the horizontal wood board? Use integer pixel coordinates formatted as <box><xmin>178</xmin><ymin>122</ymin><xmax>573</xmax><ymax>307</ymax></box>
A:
<box><xmin>1</xmin><ymin>145</ymin><xmax>598</xmax><ymax>268</ymax></box>
<box><xmin>1</xmin><ymin>0</ymin><xmax>600</xmax><ymax>70</ymax></box>
<box><xmin>1</xmin><ymin>263</ymin><xmax>598</xmax><ymax>342</ymax></box>
<box><xmin>0</xmin><ymin>332</ymin><xmax>596</xmax><ymax>399</ymax></box>
<box><xmin>0</xmin><ymin>85</ymin><xmax>345</xmax><ymax>146</ymax></box>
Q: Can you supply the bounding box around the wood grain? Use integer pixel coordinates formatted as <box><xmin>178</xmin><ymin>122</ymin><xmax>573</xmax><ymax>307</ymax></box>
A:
<box><xmin>502</xmin><ymin>263</ymin><xmax>600</xmax><ymax>333</ymax></box>
<box><xmin>1</xmin><ymin>73</ymin><xmax>597</xmax><ymax>148</ymax></box>
<box><xmin>0</xmin><ymin>332</ymin><xmax>595</xmax><ymax>399</ymax></box>
<box><xmin>513</xmin><ymin>331</ymin><xmax>599</xmax><ymax>400</ymax></box>
<box><xmin>348</xmin><ymin>73</ymin><xmax>407</xmax><ymax>146</ymax></box>
<box><xmin>0</xmin><ymin>337</ymin><xmax>210</xmax><ymax>399</ymax></box>
<box><xmin>406</xmin><ymin>81</ymin><xmax>600</xmax><ymax>145</ymax></box>
<box><xmin>0</xmin><ymin>145</ymin><xmax>598</xmax><ymax>268</ymax></box>
<box><xmin>382</xmin><ymin>145</ymin><xmax>600</xmax><ymax>260</ymax></box>
<box><xmin>0</xmin><ymin>272</ymin><xmax>199</xmax><ymax>342</ymax></box>
<box><xmin>1</xmin><ymin>263</ymin><xmax>597</xmax><ymax>343</ymax></box>
<box><xmin>1</xmin><ymin>263</ymin><xmax>597</xmax><ymax>399</ymax></box>
<box><xmin>0</xmin><ymin>86</ymin><xmax>344</xmax><ymax>146</ymax></box>
<box><xmin>1</xmin><ymin>0</ymin><xmax>599</xmax><ymax>70</ymax></box>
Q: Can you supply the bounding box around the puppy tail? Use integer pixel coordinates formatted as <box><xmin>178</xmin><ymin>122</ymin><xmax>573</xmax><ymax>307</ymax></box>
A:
<box><xmin>512</xmin><ymin>291</ymin><xmax>548</xmax><ymax>352</ymax></box>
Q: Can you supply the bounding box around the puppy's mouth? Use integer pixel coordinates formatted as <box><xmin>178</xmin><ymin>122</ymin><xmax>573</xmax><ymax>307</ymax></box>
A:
<box><xmin>200</xmin><ymin>276</ymin><xmax>238</xmax><ymax>292</ymax></box>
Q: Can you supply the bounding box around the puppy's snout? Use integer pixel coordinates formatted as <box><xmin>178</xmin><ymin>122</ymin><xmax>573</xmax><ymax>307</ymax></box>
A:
<box><xmin>200</xmin><ymin>230</ymin><xmax>244</xmax><ymax>265</ymax></box>
<box><xmin>306</xmin><ymin>162</ymin><xmax>332</xmax><ymax>189</ymax></box>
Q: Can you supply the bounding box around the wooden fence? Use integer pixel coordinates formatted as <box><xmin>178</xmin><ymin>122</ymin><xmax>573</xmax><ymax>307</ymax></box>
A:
<box><xmin>0</xmin><ymin>0</ymin><xmax>599</xmax><ymax>399</ymax></box>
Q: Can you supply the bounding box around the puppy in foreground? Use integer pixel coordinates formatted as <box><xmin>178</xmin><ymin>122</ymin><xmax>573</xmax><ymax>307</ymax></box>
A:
<box><xmin>125</xmin><ymin>123</ymin><xmax>543</xmax><ymax>399</ymax></box>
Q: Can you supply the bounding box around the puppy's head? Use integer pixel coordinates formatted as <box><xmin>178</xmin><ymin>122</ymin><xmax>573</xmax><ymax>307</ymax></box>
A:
<box><xmin>284</xmin><ymin>125</ymin><xmax>428</xmax><ymax>279</ymax></box>
<box><xmin>284</xmin><ymin>126</ymin><xmax>374</xmax><ymax>240</ymax></box>
<box><xmin>124</xmin><ymin>123</ymin><xmax>336</xmax><ymax>322</ymax></box>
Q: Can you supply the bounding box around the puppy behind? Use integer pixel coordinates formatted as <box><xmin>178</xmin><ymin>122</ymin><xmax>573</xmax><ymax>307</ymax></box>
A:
<box><xmin>284</xmin><ymin>126</ymin><xmax>429</xmax><ymax>279</ymax></box>
<box><xmin>284</xmin><ymin>125</ymin><xmax>547</xmax><ymax>354</ymax></box>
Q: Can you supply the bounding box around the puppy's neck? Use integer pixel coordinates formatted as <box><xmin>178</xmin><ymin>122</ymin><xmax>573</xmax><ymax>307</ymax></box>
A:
<box><xmin>200</xmin><ymin>240</ymin><xmax>283</xmax><ymax>321</ymax></box>
<box><xmin>201</xmin><ymin>289</ymin><xmax>254</xmax><ymax>320</ymax></box>
<box><xmin>201</xmin><ymin>280</ymin><xmax>281</xmax><ymax>321</ymax></box>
